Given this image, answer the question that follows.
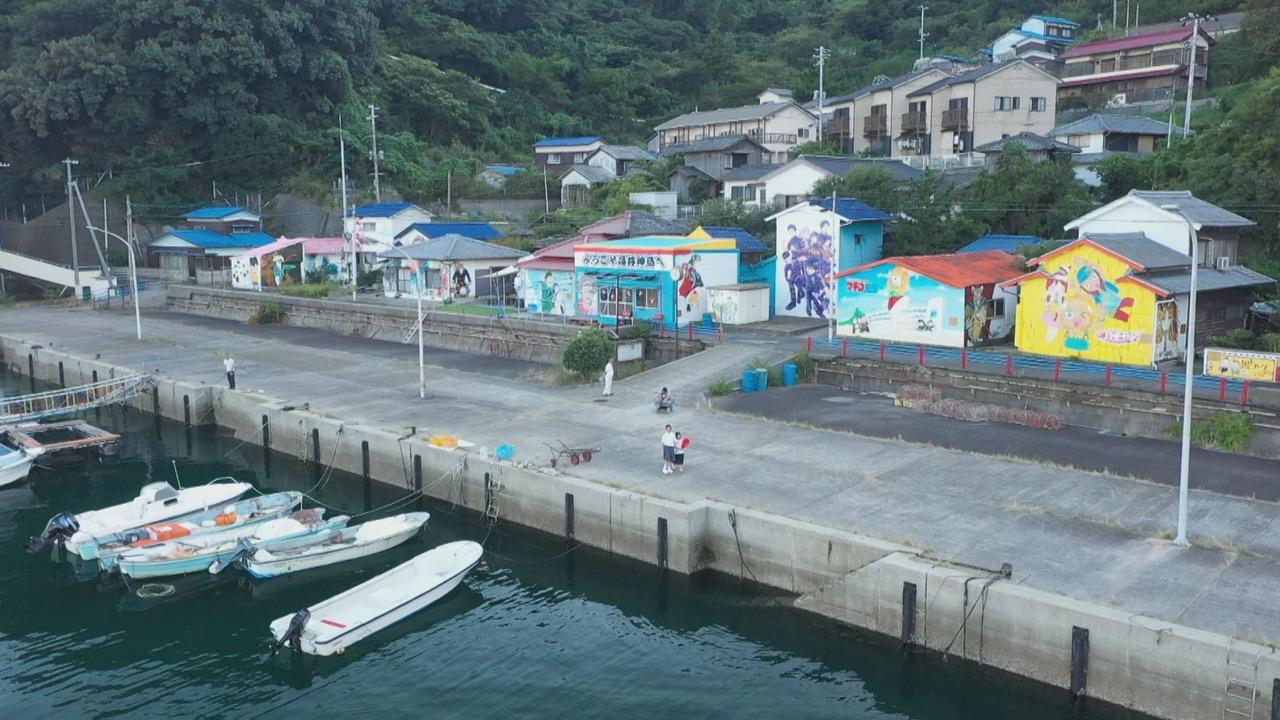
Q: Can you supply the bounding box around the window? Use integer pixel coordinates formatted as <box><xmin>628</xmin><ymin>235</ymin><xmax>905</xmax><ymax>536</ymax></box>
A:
<box><xmin>546</xmin><ymin>153</ymin><xmax>561</xmax><ymax>165</ymax></box>
<box><xmin>994</xmin><ymin>96</ymin><xmax>1019</xmax><ymax>111</ymax></box>
<box><xmin>1030</xmin><ymin>97</ymin><xmax>1047</xmax><ymax>112</ymax></box>
<box><xmin>854</xmin><ymin>233</ymin><xmax>863</xmax><ymax>245</ymax></box>
<box><xmin>1100</xmin><ymin>58</ymin><xmax>1116</xmax><ymax>73</ymax></box>
<box><xmin>730</xmin><ymin>185</ymin><xmax>747</xmax><ymax>201</ymax></box>
<box><xmin>1067</xmin><ymin>134</ymin><xmax>1088</xmax><ymax>147</ymax></box>
<box><xmin>985</xmin><ymin>298</ymin><xmax>1005</xmax><ymax>317</ymax></box>
<box><xmin>360</xmin><ymin>222</ymin><xmax>377</xmax><ymax>232</ymax></box>
<box><xmin>634</xmin><ymin>288</ymin><xmax>659</xmax><ymax>309</ymax></box>
<box><xmin>573</xmin><ymin>152</ymin><xmax>587</xmax><ymax>163</ymax></box>
<box><xmin>231</xmin><ymin>224</ymin><xmax>253</xmax><ymax>234</ymax></box>
<box><xmin>798</xmin><ymin>127</ymin><xmax>810</xmax><ymax>138</ymax></box>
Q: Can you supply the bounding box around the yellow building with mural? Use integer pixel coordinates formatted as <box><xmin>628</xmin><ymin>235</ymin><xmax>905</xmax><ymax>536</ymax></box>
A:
<box><xmin>1006</xmin><ymin>236</ymin><xmax>1175</xmax><ymax>366</ymax></box>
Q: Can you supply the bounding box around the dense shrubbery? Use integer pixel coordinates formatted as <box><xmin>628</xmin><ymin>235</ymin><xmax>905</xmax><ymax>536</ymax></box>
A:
<box><xmin>562</xmin><ymin>328</ymin><xmax>613</xmax><ymax>378</ymax></box>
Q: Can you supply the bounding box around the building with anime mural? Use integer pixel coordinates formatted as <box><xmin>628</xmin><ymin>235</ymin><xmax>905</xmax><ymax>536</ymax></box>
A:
<box><xmin>1006</xmin><ymin>233</ymin><xmax>1273</xmax><ymax>365</ymax></box>
<box><xmin>572</xmin><ymin>235</ymin><xmax>739</xmax><ymax>327</ymax></box>
<box><xmin>835</xmin><ymin>251</ymin><xmax>1022</xmax><ymax>348</ymax></box>
<box><xmin>768</xmin><ymin>198</ymin><xmax>886</xmax><ymax>320</ymax></box>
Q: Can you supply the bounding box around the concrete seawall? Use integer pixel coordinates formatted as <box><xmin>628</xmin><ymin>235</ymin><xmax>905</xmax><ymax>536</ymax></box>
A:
<box><xmin>4</xmin><ymin>334</ymin><xmax>1275</xmax><ymax>720</ymax></box>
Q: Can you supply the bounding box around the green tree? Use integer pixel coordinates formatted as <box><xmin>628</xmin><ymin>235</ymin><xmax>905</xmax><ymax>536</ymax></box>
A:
<box><xmin>965</xmin><ymin>143</ymin><xmax>1091</xmax><ymax>240</ymax></box>
<box><xmin>812</xmin><ymin>165</ymin><xmax>899</xmax><ymax>214</ymax></box>
<box><xmin>562</xmin><ymin>328</ymin><xmax>614</xmax><ymax>377</ymax></box>
<box><xmin>787</xmin><ymin>140</ymin><xmax>839</xmax><ymax>159</ymax></box>
<box><xmin>1093</xmin><ymin>153</ymin><xmax>1158</xmax><ymax>202</ymax></box>
<box><xmin>889</xmin><ymin>171</ymin><xmax>984</xmax><ymax>255</ymax></box>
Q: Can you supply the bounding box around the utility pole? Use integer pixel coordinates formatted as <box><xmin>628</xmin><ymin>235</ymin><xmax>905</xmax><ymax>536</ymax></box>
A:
<box><xmin>368</xmin><ymin>104</ymin><xmax>382</xmax><ymax>202</ymax></box>
<box><xmin>1163</xmin><ymin>205</ymin><xmax>1198</xmax><ymax>547</ymax></box>
<box><xmin>125</xmin><ymin>196</ymin><xmax>141</xmax><ymax>340</ymax></box>
<box><xmin>64</xmin><ymin>158</ymin><xmax>80</xmax><ymax>293</ymax></box>
<box><xmin>339</xmin><ymin>113</ymin><xmax>355</xmax><ymax>301</ymax></box>
<box><xmin>543</xmin><ymin>169</ymin><xmax>550</xmax><ymax>214</ymax></box>
<box><xmin>447</xmin><ymin>169</ymin><xmax>452</xmax><ymax>214</ymax></box>
<box><xmin>813</xmin><ymin>46</ymin><xmax>830</xmax><ymax>141</ymax></box>
<box><xmin>1112</xmin><ymin>0</ymin><xmax>1117</xmax><ymax>27</ymax></box>
<box><xmin>1182</xmin><ymin>14</ymin><xmax>1203</xmax><ymax>138</ymax></box>
<box><xmin>917</xmin><ymin>5</ymin><xmax>929</xmax><ymax>60</ymax></box>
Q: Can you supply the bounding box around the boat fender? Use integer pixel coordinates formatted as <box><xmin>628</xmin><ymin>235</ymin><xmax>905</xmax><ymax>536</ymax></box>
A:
<box><xmin>269</xmin><ymin>609</ymin><xmax>311</xmax><ymax>656</ymax></box>
<box><xmin>25</xmin><ymin>512</ymin><xmax>80</xmax><ymax>554</ymax></box>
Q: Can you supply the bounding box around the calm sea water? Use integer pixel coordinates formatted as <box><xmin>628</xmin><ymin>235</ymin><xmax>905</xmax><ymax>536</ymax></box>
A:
<box><xmin>0</xmin><ymin>372</ymin><xmax>1145</xmax><ymax>719</ymax></box>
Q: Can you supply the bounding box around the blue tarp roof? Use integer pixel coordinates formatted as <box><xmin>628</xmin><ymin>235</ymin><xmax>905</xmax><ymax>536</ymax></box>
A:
<box><xmin>1032</xmin><ymin>15</ymin><xmax>1080</xmax><ymax>25</ymax></box>
<box><xmin>184</xmin><ymin>206</ymin><xmax>249</xmax><ymax>220</ymax></box>
<box><xmin>956</xmin><ymin>234</ymin><xmax>1044</xmax><ymax>253</ymax></box>
<box><xmin>396</xmin><ymin>222</ymin><xmax>504</xmax><ymax>240</ymax></box>
<box><xmin>534</xmin><ymin>136</ymin><xmax>600</xmax><ymax>147</ymax></box>
<box><xmin>165</xmin><ymin>229</ymin><xmax>275</xmax><ymax>249</ymax></box>
<box><xmin>484</xmin><ymin>164</ymin><xmax>526</xmax><ymax>176</ymax></box>
<box><xmin>701</xmin><ymin>226</ymin><xmax>768</xmax><ymax>253</ymax></box>
<box><xmin>347</xmin><ymin>201</ymin><xmax>417</xmax><ymax>218</ymax></box>
<box><xmin>807</xmin><ymin>197</ymin><xmax>889</xmax><ymax>222</ymax></box>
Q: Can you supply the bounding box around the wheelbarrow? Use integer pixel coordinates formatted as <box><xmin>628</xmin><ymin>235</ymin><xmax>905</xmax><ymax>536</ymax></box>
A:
<box><xmin>544</xmin><ymin>441</ymin><xmax>601</xmax><ymax>469</ymax></box>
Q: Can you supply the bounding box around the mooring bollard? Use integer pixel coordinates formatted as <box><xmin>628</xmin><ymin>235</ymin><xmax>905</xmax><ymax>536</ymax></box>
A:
<box><xmin>1070</xmin><ymin>626</ymin><xmax>1090</xmax><ymax>702</ymax></box>
<box><xmin>361</xmin><ymin>441</ymin><xmax>370</xmax><ymax>481</ymax></box>
<box><xmin>901</xmin><ymin>582</ymin><xmax>917</xmax><ymax>644</ymax></box>
<box><xmin>311</xmin><ymin>428</ymin><xmax>320</xmax><ymax>465</ymax></box>
<box><xmin>564</xmin><ymin>493</ymin><xmax>575</xmax><ymax>541</ymax></box>
<box><xmin>656</xmin><ymin>517</ymin><xmax>668</xmax><ymax>571</ymax></box>
<box><xmin>183</xmin><ymin>395</ymin><xmax>191</xmax><ymax>427</ymax></box>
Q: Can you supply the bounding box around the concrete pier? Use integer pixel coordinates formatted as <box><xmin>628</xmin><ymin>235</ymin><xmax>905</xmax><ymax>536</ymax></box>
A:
<box><xmin>5</xmin><ymin>304</ymin><xmax>1280</xmax><ymax>720</ymax></box>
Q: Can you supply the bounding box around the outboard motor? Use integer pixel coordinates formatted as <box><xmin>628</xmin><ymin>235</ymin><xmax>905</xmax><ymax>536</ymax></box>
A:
<box><xmin>269</xmin><ymin>609</ymin><xmax>311</xmax><ymax>656</ymax></box>
<box><xmin>26</xmin><ymin>512</ymin><xmax>80</xmax><ymax>554</ymax></box>
<box><xmin>209</xmin><ymin>539</ymin><xmax>255</xmax><ymax>575</ymax></box>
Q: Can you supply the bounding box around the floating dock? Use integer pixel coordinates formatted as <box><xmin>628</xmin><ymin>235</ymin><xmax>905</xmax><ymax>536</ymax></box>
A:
<box><xmin>1</xmin><ymin>420</ymin><xmax>121</xmax><ymax>462</ymax></box>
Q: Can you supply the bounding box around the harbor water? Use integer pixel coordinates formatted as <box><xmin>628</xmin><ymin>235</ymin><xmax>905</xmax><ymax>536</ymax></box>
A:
<box><xmin>0</xmin><ymin>372</ymin><xmax>1146</xmax><ymax>719</ymax></box>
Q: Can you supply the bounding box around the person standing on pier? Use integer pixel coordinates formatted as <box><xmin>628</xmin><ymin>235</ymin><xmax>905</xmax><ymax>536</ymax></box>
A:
<box><xmin>224</xmin><ymin>354</ymin><xmax>236</xmax><ymax>390</ymax></box>
<box><xmin>673</xmin><ymin>431</ymin><xmax>685</xmax><ymax>473</ymax></box>
<box><xmin>661</xmin><ymin>424</ymin><xmax>675</xmax><ymax>475</ymax></box>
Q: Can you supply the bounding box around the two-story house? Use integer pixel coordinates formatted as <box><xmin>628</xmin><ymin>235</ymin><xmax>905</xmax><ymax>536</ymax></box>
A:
<box><xmin>146</xmin><ymin>206</ymin><xmax>274</xmax><ymax>275</ymax></box>
<box><xmin>532</xmin><ymin>136</ymin><xmax>604</xmax><ymax>170</ymax></box>
<box><xmin>661</xmin><ymin>135</ymin><xmax>767</xmax><ymax>201</ymax></box>
<box><xmin>1048</xmin><ymin>113</ymin><xmax>1188</xmax><ymax>186</ymax></box>
<box><xmin>902</xmin><ymin>59</ymin><xmax>1060</xmax><ymax>159</ymax></box>
<box><xmin>990</xmin><ymin>15</ymin><xmax>1081</xmax><ymax>71</ymax></box>
<box><xmin>723</xmin><ymin>155</ymin><xmax>923</xmax><ymax>209</ymax></box>
<box><xmin>652</xmin><ymin>90</ymin><xmax>817</xmax><ymax>163</ymax></box>
<box><xmin>585</xmin><ymin>145</ymin><xmax>656</xmax><ymax>178</ymax></box>
<box><xmin>1058</xmin><ymin>25</ymin><xmax>1213</xmax><ymax>105</ymax></box>
<box><xmin>344</xmin><ymin>201</ymin><xmax>434</xmax><ymax>263</ymax></box>
<box><xmin>821</xmin><ymin>67</ymin><xmax>949</xmax><ymax>156</ymax></box>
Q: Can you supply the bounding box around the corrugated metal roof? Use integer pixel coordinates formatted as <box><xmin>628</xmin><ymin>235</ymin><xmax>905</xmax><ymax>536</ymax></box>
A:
<box><xmin>162</xmin><ymin>229</ymin><xmax>274</xmax><ymax>249</ymax></box>
<box><xmin>533</xmin><ymin>136</ymin><xmax>601</xmax><ymax>147</ymax></box>
<box><xmin>1137</xmin><ymin>266</ymin><xmax>1276</xmax><ymax>295</ymax></box>
<box><xmin>381</xmin><ymin>234</ymin><xmax>524</xmax><ymax>261</ymax></box>
<box><xmin>655</xmin><ymin>101</ymin><xmax>809</xmax><ymax>131</ymax></box>
<box><xmin>1061</xmin><ymin>26</ymin><xmax>1199</xmax><ymax>59</ymax></box>
<box><xmin>1032</xmin><ymin>15</ymin><xmax>1080</xmax><ymax>25</ymax></box>
<box><xmin>956</xmin><ymin>234</ymin><xmax>1045</xmax><ymax>253</ymax></box>
<box><xmin>1130</xmin><ymin>191</ymin><xmax>1256</xmax><ymax>228</ymax></box>
<box><xmin>577</xmin><ymin>211</ymin><xmax>690</xmax><ymax>238</ymax></box>
<box><xmin>1059</xmin><ymin>65</ymin><xmax>1180</xmax><ymax>88</ymax></box>
<box><xmin>700</xmin><ymin>226</ymin><xmax>767</xmax><ymax>253</ymax></box>
<box><xmin>396</xmin><ymin>222</ymin><xmax>504</xmax><ymax>241</ymax></box>
<box><xmin>786</xmin><ymin>155</ymin><xmax>924</xmax><ymax>183</ymax></box>
<box><xmin>659</xmin><ymin>134</ymin><xmax>765</xmax><ymax>156</ymax></box>
<box><xmin>184</xmin><ymin>206</ymin><xmax>250</xmax><ymax>220</ymax></box>
<box><xmin>482</xmin><ymin>164</ymin><xmax>525</xmax><ymax>176</ymax></box>
<box><xmin>838</xmin><ymin>250</ymin><xmax>1022</xmax><ymax>286</ymax></box>
<box><xmin>721</xmin><ymin>163</ymin><xmax>782</xmax><ymax>181</ymax></box>
<box><xmin>974</xmin><ymin>132</ymin><xmax>1080</xmax><ymax>153</ymax></box>
<box><xmin>560</xmin><ymin>165</ymin><xmax>616</xmax><ymax>184</ymax></box>
<box><xmin>1083</xmin><ymin>232</ymin><xmax>1189</xmax><ymax>269</ymax></box>
<box><xmin>347</xmin><ymin>201</ymin><xmax>419</xmax><ymax>218</ymax></box>
<box><xmin>593</xmin><ymin>144</ymin><xmax>657</xmax><ymax>161</ymax></box>
<box><xmin>1050</xmin><ymin>113</ymin><xmax>1188</xmax><ymax>137</ymax></box>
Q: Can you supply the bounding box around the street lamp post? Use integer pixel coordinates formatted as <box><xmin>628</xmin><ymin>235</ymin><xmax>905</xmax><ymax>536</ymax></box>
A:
<box><xmin>83</xmin><ymin>223</ymin><xmax>141</xmax><ymax>341</ymax></box>
<box><xmin>384</xmin><ymin>246</ymin><xmax>426</xmax><ymax>399</ymax></box>
<box><xmin>1163</xmin><ymin>204</ymin><xmax>1199</xmax><ymax>547</ymax></box>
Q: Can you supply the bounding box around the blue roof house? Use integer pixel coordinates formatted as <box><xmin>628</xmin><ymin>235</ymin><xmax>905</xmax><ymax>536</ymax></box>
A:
<box><xmin>956</xmin><ymin>234</ymin><xmax>1045</xmax><ymax>254</ymax></box>
<box><xmin>395</xmin><ymin>222</ymin><xmax>505</xmax><ymax>244</ymax></box>
<box><xmin>344</xmin><ymin>201</ymin><xmax>434</xmax><ymax>254</ymax></box>
<box><xmin>533</xmin><ymin>135</ymin><xmax>604</xmax><ymax>171</ymax></box>
<box><xmin>147</xmin><ymin>218</ymin><xmax>274</xmax><ymax>278</ymax></box>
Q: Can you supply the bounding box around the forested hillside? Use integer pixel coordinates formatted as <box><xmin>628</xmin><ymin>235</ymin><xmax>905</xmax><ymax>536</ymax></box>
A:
<box><xmin>0</xmin><ymin>0</ymin><xmax>1263</xmax><ymax>206</ymax></box>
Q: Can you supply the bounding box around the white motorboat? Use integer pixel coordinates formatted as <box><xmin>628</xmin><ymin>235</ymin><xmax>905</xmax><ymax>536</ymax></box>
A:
<box><xmin>0</xmin><ymin>443</ymin><xmax>40</xmax><ymax>488</ymax></box>
<box><xmin>268</xmin><ymin>540</ymin><xmax>483</xmax><ymax>656</ymax></box>
<box><xmin>27</xmin><ymin>479</ymin><xmax>252</xmax><ymax>557</ymax></box>
<box><xmin>116</xmin><ymin>510</ymin><xmax>344</xmax><ymax>579</ymax></box>
<box><xmin>231</xmin><ymin>512</ymin><xmax>429</xmax><ymax>579</ymax></box>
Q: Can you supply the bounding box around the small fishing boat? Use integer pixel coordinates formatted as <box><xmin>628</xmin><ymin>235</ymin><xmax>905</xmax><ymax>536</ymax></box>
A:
<box><xmin>95</xmin><ymin>491</ymin><xmax>304</xmax><ymax>572</ymax></box>
<box><xmin>0</xmin><ymin>443</ymin><xmax>40</xmax><ymax>488</ymax></box>
<box><xmin>222</xmin><ymin>512</ymin><xmax>429</xmax><ymax>579</ymax></box>
<box><xmin>27</xmin><ymin>479</ymin><xmax>253</xmax><ymax>557</ymax></box>
<box><xmin>268</xmin><ymin>540</ymin><xmax>483</xmax><ymax>657</ymax></box>
<box><xmin>116</xmin><ymin>510</ymin><xmax>345</xmax><ymax>580</ymax></box>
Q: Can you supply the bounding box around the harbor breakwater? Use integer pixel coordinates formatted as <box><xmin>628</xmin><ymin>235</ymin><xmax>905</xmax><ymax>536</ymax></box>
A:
<box><xmin>2</xmin><ymin>333</ymin><xmax>1273</xmax><ymax>720</ymax></box>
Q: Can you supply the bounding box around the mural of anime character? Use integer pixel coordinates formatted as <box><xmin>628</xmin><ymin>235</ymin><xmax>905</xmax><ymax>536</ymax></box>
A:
<box><xmin>536</xmin><ymin>271</ymin><xmax>558</xmax><ymax>313</ymax></box>
<box><xmin>1041</xmin><ymin>270</ymin><xmax>1069</xmax><ymax>342</ymax></box>
<box><xmin>677</xmin><ymin>255</ymin><xmax>704</xmax><ymax>312</ymax></box>
<box><xmin>451</xmin><ymin>262</ymin><xmax>471</xmax><ymax>297</ymax></box>
<box><xmin>886</xmin><ymin>266</ymin><xmax>911</xmax><ymax>310</ymax></box>
<box><xmin>782</xmin><ymin>224</ymin><xmax>807</xmax><ymax>310</ymax></box>
<box><xmin>1061</xmin><ymin>293</ymin><xmax>1095</xmax><ymax>351</ymax></box>
<box><xmin>1076</xmin><ymin>264</ymin><xmax>1134</xmax><ymax>321</ymax></box>
<box><xmin>1155</xmin><ymin>301</ymin><xmax>1180</xmax><ymax>360</ymax></box>
<box><xmin>803</xmin><ymin>258</ymin><xmax>827</xmax><ymax>318</ymax></box>
<box><xmin>965</xmin><ymin>293</ymin><xmax>989</xmax><ymax>343</ymax></box>
<box><xmin>577</xmin><ymin>276</ymin><xmax>597</xmax><ymax>316</ymax></box>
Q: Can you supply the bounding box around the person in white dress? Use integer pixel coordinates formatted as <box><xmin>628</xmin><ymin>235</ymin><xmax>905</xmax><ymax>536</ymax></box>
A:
<box><xmin>602</xmin><ymin>360</ymin><xmax>614</xmax><ymax>397</ymax></box>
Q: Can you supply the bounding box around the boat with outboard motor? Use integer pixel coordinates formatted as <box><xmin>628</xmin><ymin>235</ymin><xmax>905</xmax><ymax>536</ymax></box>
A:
<box><xmin>26</xmin><ymin>479</ymin><xmax>252</xmax><ymax>557</ymax></box>
<box><xmin>214</xmin><ymin>511</ymin><xmax>429</xmax><ymax>578</ymax></box>
<box><xmin>94</xmin><ymin>491</ymin><xmax>304</xmax><ymax>572</ymax></box>
<box><xmin>268</xmin><ymin>540</ymin><xmax>482</xmax><ymax>656</ymax></box>
<box><xmin>0</xmin><ymin>442</ymin><xmax>40</xmax><ymax>488</ymax></box>
<box><xmin>116</xmin><ymin>509</ymin><xmax>345</xmax><ymax>579</ymax></box>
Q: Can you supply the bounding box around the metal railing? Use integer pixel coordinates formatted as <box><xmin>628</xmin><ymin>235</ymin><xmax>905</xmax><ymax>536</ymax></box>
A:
<box><xmin>0</xmin><ymin>372</ymin><xmax>155</xmax><ymax>423</ymax></box>
<box><xmin>746</xmin><ymin>131</ymin><xmax>798</xmax><ymax>145</ymax></box>
<box><xmin>899</xmin><ymin>153</ymin><xmax>984</xmax><ymax>170</ymax></box>
<box><xmin>803</xmin><ymin>336</ymin><xmax>1253</xmax><ymax>404</ymax></box>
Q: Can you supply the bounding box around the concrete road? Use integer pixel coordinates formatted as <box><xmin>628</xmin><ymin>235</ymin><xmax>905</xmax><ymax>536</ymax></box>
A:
<box><xmin>8</xmin><ymin>303</ymin><xmax>1280</xmax><ymax>645</ymax></box>
<box><xmin>718</xmin><ymin>385</ymin><xmax>1280</xmax><ymax>501</ymax></box>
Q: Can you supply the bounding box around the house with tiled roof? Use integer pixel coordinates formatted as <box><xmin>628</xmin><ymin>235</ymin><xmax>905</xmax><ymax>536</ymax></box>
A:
<box><xmin>1058</xmin><ymin>25</ymin><xmax>1213</xmax><ymax>105</ymax></box>
<box><xmin>974</xmin><ymin>131</ymin><xmax>1081</xmax><ymax>165</ymax></box>
<box><xmin>661</xmin><ymin>134</ymin><xmax>768</xmax><ymax>200</ymax></box>
<box><xmin>835</xmin><ymin>250</ymin><xmax>1023</xmax><ymax>347</ymax></box>
<box><xmin>990</xmin><ymin>15</ymin><xmax>1081</xmax><ymax>69</ymax></box>
<box><xmin>585</xmin><ymin>145</ymin><xmax>656</xmax><ymax>178</ymax></box>
<box><xmin>1065</xmin><ymin>190</ymin><xmax>1258</xmax><ymax>263</ymax></box>
<box><xmin>729</xmin><ymin>155</ymin><xmax>923</xmax><ymax>209</ymax></box>
<box><xmin>653</xmin><ymin>92</ymin><xmax>817</xmax><ymax>163</ymax></box>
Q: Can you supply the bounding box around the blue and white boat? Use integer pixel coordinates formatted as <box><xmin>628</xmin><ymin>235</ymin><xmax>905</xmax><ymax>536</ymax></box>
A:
<box><xmin>0</xmin><ymin>443</ymin><xmax>40</xmax><ymax>488</ymax></box>
<box><xmin>230</xmin><ymin>512</ymin><xmax>429</xmax><ymax>579</ymax></box>
<box><xmin>116</xmin><ymin>510</ymin><xmax>346</xmax><ymax>579</ymax></box>
<box><xmin>95</xmin><ymin>491</ymin><xmax>304</xmax><ymax>572</ymax></box>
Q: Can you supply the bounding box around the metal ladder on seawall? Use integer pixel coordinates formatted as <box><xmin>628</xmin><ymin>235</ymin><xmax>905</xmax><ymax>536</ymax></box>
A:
<box><xmin>400</xmin><ymin>322</ymin><xmax>419</xmax><ymax>344</ymax></box>
<box><xmin>1222</xmin><ymin>635</ymin><xmax>1261</xmax><ymax>719</ymax></box>
<box><xmin>483</xmin><ymin>473</ymin><xmax>501</xmax><ymax>524</ymax></box>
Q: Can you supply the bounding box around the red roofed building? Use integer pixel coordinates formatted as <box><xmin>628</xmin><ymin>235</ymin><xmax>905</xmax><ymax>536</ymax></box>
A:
<box><xmin>1059</xmin><ymin>25</ymin><xmax>1213</xmax><ymax>105</ymax></box>
<box><xmin>833</xmin><ymin>250</ymin><xmax>1023</xmax><ymax>347</ymax></box>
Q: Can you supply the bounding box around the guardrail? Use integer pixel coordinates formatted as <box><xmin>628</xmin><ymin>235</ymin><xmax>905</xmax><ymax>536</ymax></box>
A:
<box><xmin>804</xmin><ymin>336</ymin><xmax>1253</xmax><ymax>405</ymax></box>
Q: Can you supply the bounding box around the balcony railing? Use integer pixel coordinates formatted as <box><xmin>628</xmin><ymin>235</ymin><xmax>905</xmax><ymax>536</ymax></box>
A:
<box><xmin>1118</xmin><ymin>54</ymin><xmax>1153</xmax><ymax>71</ymax></box>
<box><xmin>865</xmin><ymin>113</ymin><xmax>885</xmax><ymax>137</ymax></box>
<box><xmin>901</xmin><ymin>111</ymin><xmax>928</xmax><ymax>135</ymax></box>
<box><xmin>941</xmin><ymin>108</ymin><xmax>968</xmax><ymax>131</ymax></box>
<box><xmin>746</xmin><ymin>131</ymin><xmax>798</xmax><ymax>145</ymax></box>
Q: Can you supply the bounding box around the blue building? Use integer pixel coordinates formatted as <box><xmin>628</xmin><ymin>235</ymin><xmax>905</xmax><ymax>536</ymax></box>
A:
<box><xmin>956</xmin><ymin>233</ymin><xmax>1044</xmax><ymax>254</ymax></box>
<box><xmin>767</xmin><ymin>197</ymin><xmax>887</xmax><ymax>319</ymax></box>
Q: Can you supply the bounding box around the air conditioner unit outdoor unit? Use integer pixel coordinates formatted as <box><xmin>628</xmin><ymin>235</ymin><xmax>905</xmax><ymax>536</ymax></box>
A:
<box><xmin>1215</xmin><ymin>256</ymin><xmax>1230</xmax><ymax>270</ymax></box>
<box><xmin>1106</xmin><ymin>93</ymin><xmax>1127</xmax><ymax>107</ymax></box>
